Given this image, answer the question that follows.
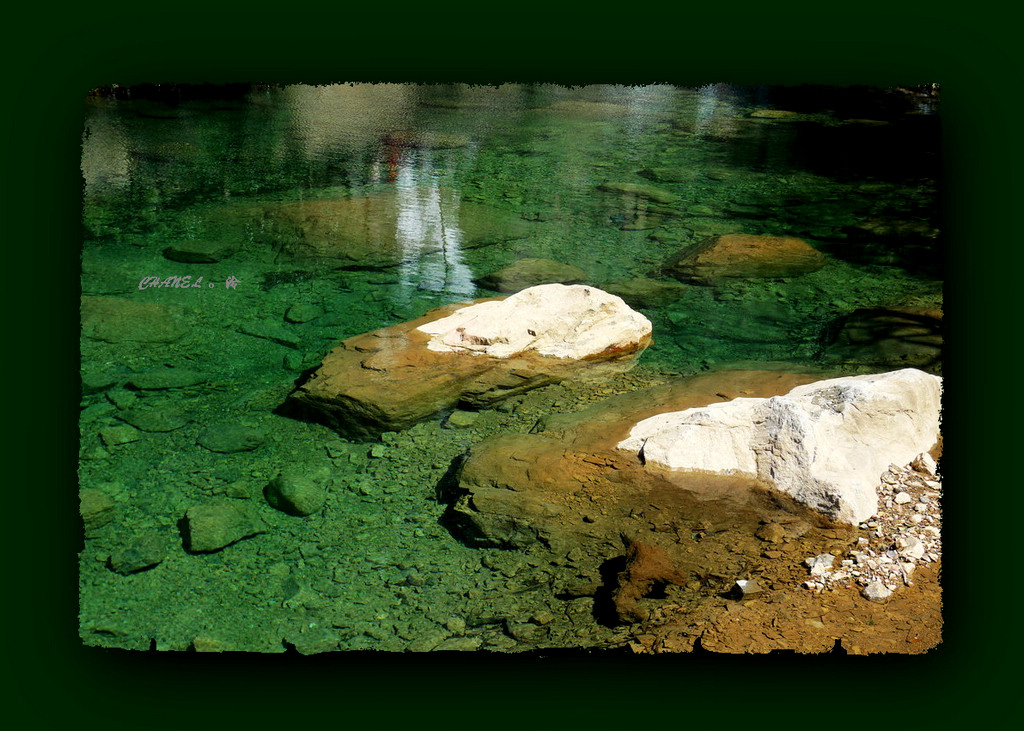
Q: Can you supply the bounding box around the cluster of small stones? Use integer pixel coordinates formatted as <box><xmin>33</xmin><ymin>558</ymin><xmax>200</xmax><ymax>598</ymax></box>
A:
<box><xmin>801</xmin><ymin>452</ymin><xmax>941</xmax><ymax>603</ymax></box>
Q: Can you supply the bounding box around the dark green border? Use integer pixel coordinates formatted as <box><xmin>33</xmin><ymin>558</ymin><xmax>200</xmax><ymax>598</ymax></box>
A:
<box><xmin>5</xmin><ymin>6</ymin><xmax>1011</xmax><ymax>727</ymax></box>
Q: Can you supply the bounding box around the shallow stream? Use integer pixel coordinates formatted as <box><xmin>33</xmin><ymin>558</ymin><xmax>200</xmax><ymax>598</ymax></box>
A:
<box><xmin>79</xmin><ymin>83</ymin><xmax>942</xmax><ymax>652</ymax></box>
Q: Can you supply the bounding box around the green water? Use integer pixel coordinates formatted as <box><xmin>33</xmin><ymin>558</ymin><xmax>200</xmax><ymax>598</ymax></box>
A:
<box><xmin>79</xmin><ymin>83</ymin><xmax>942</xmax><ymax>652</ymax></box>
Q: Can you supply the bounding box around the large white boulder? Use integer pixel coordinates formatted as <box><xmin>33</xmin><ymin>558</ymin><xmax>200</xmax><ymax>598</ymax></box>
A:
<box><xmin>617</xmin><ymin>369</ymin><xmax>943</xmax><ymax>524</ymax></box>
<box><xmin>416</xmin><ymin>283</ymin><xmax>652</xmax><ymax>359</ymax></box>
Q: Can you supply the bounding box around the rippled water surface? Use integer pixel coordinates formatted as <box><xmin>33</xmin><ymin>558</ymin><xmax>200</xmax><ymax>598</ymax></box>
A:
<box><xmin>79</xmin><ymin>83</ymin><xmax>942</xmax><ymax>652</ymax></box>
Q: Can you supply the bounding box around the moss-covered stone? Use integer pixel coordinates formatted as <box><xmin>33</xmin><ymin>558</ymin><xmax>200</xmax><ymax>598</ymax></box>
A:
<box><xmin>182</xmin><ymin>501</ymin><xmax>265</xmax><ymax>553</ymax></box>
<box><xmin>264</xmin><ymin>467</ymin><xmax>329</xmax><ymax>516</ymax></box>
<box><xmin>109</xmin><ymin>534</ymin><xmax>170</xmax><ymax>574</ymax></box>
<box><xmin>81</xmin><ymin>296</ymin><xmax>188</xmax><ymax>344</ymax></box>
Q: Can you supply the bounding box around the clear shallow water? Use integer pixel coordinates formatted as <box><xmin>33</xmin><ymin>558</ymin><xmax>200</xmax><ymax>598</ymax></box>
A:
<box><xmin>79</xmin><ymin>83</ymin><xmax>942</xmax><ymax>652</ymax></box>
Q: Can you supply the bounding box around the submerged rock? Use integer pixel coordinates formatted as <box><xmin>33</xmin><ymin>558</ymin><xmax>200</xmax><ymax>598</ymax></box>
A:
<box><xmin>611</xmin><ymin>542</ymin><xmax>688</xmax><ymax>624</ymax></box>
<box><xmin>749</xmin><ymin>109</ymin><xmax>803</xmax><ymax>120</ymax></box>
<box><xmin>823</xmin><ymin>306</ymin><xmax>942</xmax><ymax>373</ymax></box>
<box><xmin>198</xmin><ymin>424</ymin><xmax>266</xmax><ymax>453</ymax></box>
<box><xmin>288</xmin><ymin>284</ymin><xmax>652</xmax><ymax>438</ymax></box>
<box><xmin>444</xmin><ymin>410</ymin><xmax>479</xmax><ymax>429</ymax></box>
<box><xmin>284</xmin><ymin>303</ymin><xmax>325</xmax><ymax>324</ymax></box>
<box><xmin>602</xmin><ymin>277</ymin><xmax>689</xmax><ymax>309</ymax></box>
<box><xmin>258</xmin><ymin>188</ymin><xmax>532</xmax><ymax>269</ymax></box>
<box><xmin>597</xmin><ymin>182</ymin><xmax>680</xmax><ymax>205</ymax></box>
<box><xmin>733</xmin><ymin>578</ymin><xmax>763</xmax><ymax>599</ymax></box>
<box><xmin>182</xmin><ymin>501</ymin><xmax>265</xmax><ymax>553</ymax></box>
<box><xmin>163</xmin><ymin>239</ymin><xmax>238</xmax><ymax>263</ymax></box>
<box><xmin>81</xmin><ymin>296</ymin><xmax>188</xmax><ymax>344</ymax></box>
<box><xmin>638</xmin><ymin>167</ymin><xmax>703</xmax><ymax>184</ymax></box>
<box><xmin>126</xmin><ymin>367</ymin><xmax>205</xmax><ymax>390</ymax></box>
<box><xmin>847</xmin><ymin>217</ymin><xmax>939</xmax><ymax>241</ymax></box>
<box><xmin>117</xmin><ymin>404</ymin><xmax>189</xmax><ymax>432</ymax></box>
<box><xmin>474</xmin><ymin>258</ymin><xmax>587</xmax><ymax>293</ymax></box>
<box><xmin>264</xmin><ymin>467</ymin><xmax>329</xmax><ymax>516</ymax></box>
<box><xmin>664</xmin><ymin>233</ymin><xmax>826</xmax><ymax>284</ymax></box>
<box><xmin>617</xmin><ymin>369</ymin><xmax>943</xmax><ymax>524</ymax></box>
<box><xmin>108</xmin><ymin>534</ymin><xmax>170</xmax><ymax>575</ymax></box>
<box><xmin>81</xmin><ymin>372</ymin><xmax>117</xmax><ymax>395</ymax></box>
<box><xmin>99</xmin><ymin>423</ymin><xmax>141</xmax><ymax>447</ymax></box>
<box><xmin>80</xmin><ymin>489</ymin><xmax>117</xmax><ymax>533</ymax></box>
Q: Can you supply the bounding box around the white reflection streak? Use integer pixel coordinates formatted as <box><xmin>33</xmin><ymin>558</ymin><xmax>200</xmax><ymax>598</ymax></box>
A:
<box><xmin>394</xmin><ymin>158</ymin><xmax>475</xmax><ymax>295</ymax></box>
<box><xmin>82</xmin><ymin>109</ymin><xmax>133</xmax><ymax>195</ymax></box>
<box><xmin>694</xmin><ymin>83</ymin><xmax>720</xmax><ymax>138</ymax></box>
<box><xmin>620</xmin><ymin>84</ymin><xmax>673</xmax><ymax>137</ymax></box>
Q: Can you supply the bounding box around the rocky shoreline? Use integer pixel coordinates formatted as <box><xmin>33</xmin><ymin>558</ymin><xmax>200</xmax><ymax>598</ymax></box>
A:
<box><xmin>802</xmin><ymin>453</ymin><xmax>942</xmax><ymax>602</ymax></box>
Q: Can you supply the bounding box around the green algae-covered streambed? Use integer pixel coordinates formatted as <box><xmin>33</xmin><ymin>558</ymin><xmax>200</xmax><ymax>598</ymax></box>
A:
<box><xmin>79</xmin><ymin>83</ymin><xmax>943</xmax><ymax>652</ymax></box>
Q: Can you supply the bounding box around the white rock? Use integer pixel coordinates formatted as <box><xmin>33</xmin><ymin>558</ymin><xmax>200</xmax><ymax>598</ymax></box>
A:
<box><xmin>806</xmin><ymin>554</ymin><xmax>835</xmax><ymax>576</ymax></box>
<box><xmin>622</xmin><ymin>398</ymin><xmax>762</xmax><ymax>474</ymax></box>
<box><xmin>912</xmin><ymin>452</ymin><xmax>938</xmax><ymax>478</ymax></box>
<box><xmin>894</xmin><ymin>491</ymin><xmax>913</xmax><ymax>504</ymax></box>
<box><xmin>617</xmin><ymin>369</ymin><xmax>943</xmax><ymax>524</ymax></box>
<box><xmin>734</xmin><ymin>579</ymin><xmax>763</xmax><ymax>598</ymax></box>
<box><xmin>417</xmin><ymin>283</ymin><xmax>652</xmax><ymax>359</ymax></box>
<box><xmin>862</xmin><ymin>581</ymin><xmax>893</xmax><ymax>602</ymax></box>
<box><xmin>897</xmin><ymin>534</ymin><xmax>927</xmax><ymax>559</ymax></box>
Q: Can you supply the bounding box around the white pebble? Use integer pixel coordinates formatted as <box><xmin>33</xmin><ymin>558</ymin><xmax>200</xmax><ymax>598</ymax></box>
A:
<box><xmin>897</xmin><ymin>535</ymin><xmax>926</xmax><ymax>559</ymax></box>
<box><xmin>862</xmin><ymin>581</ymin><xmax>892</xmax><ymax>602</ymax></box>
<box><xmin>806</xmin><ymin>554</ymin><xmax>835</xmax><ymax>576</ymax></box>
